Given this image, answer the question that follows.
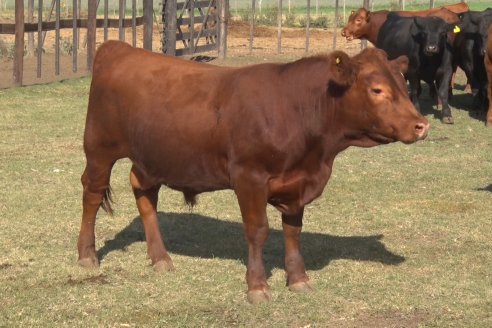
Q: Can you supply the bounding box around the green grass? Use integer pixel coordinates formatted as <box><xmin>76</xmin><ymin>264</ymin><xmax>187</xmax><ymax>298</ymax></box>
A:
<box><xmin>0</xmin><ymin>68</ymin><xmax>491</xmax><ymax>327</ymax></box>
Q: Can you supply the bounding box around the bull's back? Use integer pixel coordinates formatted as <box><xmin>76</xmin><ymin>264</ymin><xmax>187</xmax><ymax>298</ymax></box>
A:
<box><xmin>377</xmin><ymin>17</ymin><xmax>415</xmax><ymax>58</ymax></box>
<box><xmin>86</xmin><ymin>41</ymin><xmax>225</xmax><ymax>147</ymax></box>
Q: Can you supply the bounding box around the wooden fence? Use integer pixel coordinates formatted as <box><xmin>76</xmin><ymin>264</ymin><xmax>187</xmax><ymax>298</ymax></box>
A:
<box><xmin>0</xmin><ymin>0</ymin><xmax>229</xmax><ymax>87</ymax></box>
<box><xmin>0</xmin><ymin>0</ymin><xmax>153</xmax><ymax>86</ymax></box>
<box><xmin>0</xmin><ymin>0</ymin><xmax>466</xmax><ymax>88</ymax></box>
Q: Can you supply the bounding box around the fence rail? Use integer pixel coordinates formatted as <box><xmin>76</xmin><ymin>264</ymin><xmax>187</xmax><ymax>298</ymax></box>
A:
<box><xmin>0</xmin><ymin>0</ymin><xmax>478</xmax><ymax>88</ymax></box>
<box><xmin>0</xmin><ymin>0</ymin><xmax>153</xmax><ymax>86</ymax></box>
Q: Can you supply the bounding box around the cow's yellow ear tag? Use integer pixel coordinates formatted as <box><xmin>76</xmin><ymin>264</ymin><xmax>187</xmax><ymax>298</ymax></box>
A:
<box><xmin>453</xmin><ymin>25</ymin><xmax>461</xmax><ymax>34</ymax></box>
<box><xmin>336</xmin><ymin>57</ymin><xmax>341</xmax><ymax>65</ymax></box>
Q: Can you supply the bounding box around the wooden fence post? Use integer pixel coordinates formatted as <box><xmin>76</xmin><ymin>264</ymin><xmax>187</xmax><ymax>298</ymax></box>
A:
<box><xmin>55</xmin><ymin>0</ymin><xmax>60</xmax><ymax>75</ymax></box>
<box><xmin>119</xmin><ymin>0</ymin><xmax>126</xmax><ymax>41</ymax></box>
<box><xmin>163</xmin><ymin>0</ymin><xmax>176</xmax><ymax>55</ymax></box>
<box><xmin>37</xmin><ymin>0</ymin><xmax>43</xmax><ymax>78</ymax></box>
<box><xmin>277</xmin><ymin>0</ymin><xmax>282</xmax><ymax>54</ymax></box>
<box><xmin>14</xmin><ymin>0</ymin><xmax>24</xmax><ymax>86</ymax></box>
<box><xmin>87</xmin><ymin>0</ymin><xmax>97</xmax><ymax>71</ymax></box>
<box><xmin>305</xmin><ymin>0</ymin><xmax>310</xmax><ymax>54</ymax></box>
<box><xmin>249</xmin><ymin>0</ymin><xmax>255</xmax><ymax>54</ymax></box>
<box><xmin>332</xmin><ymin>0</ymin><xmax>339</xmax><ymax>50</ymax></box>
<box><xmin>27</xmin><ymin>0</ymin><xmax>34</xmax><ymax>56</ymax></box>
<box><xmin>143</xmin><ymin>0</ymin><xmax>153</xmax><ymax>50</ymax></box>
<box><xmin>361</xmin><ymin>0</ymin><xmax>369</xmax><ymax>49</ymax></box>
<box><xmin>132</xmin><ymin>0</ymin><xmax>137</xmax><ymax>47</ymax></box>
<box><xmin>104</xmin><ymin>0</ymin><xmax>109</xmax><ymax>41</ymax></box>
<box><xmin>73</xmin><ymin>0</ymin><xmax>78</xmax><ymax>72</ymax></box>
<box><xmin>189</xmin><ymin>0</ymin><xmax>195</xmax><ymax>54</ymax></box>
<box><xmin>218</xmin><ymin>0</ymin><xmax>228</xmax><ymax>59</ymax></box>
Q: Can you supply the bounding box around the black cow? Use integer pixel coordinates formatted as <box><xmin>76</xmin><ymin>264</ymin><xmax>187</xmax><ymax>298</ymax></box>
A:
<box><xmin>377</xmin><ymin>13</ymin><xmax>458</xmax><ymax>123</ymax></box>
<box><xmin>453</xmin><ymin>9</ymin><xmax>492</xmax><ymax>109</ymax></box>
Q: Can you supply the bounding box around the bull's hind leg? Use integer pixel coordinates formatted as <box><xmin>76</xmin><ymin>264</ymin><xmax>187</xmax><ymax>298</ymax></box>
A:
<box><xmin>130</xmin><ymin>165</ymin><xmax>174</xmax><ymax>272</ymax></box>
<box><xmin>78</xmin><ymin>159</ymin><xmax>115</xmax><ymax>268</ymax></box>
<box><xmin>282</xmin><ymin>208</ymin><xmax>312</xmax><ymax>293</ymax></box>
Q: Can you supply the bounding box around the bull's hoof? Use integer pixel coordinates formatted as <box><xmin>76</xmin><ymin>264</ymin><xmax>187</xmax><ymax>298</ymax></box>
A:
<box><xmin>78</xmin><ymin>256</ymin><xmax>99</xmax><ymax>269</ymax></box>
<box><xmin>247</xmin><ymin>289</ymin><xmax>272</xmax><ymax>304</ymax></box>
<box><xmin>442</xmin><ymin>116</ymin><xmax>454</xmax><ymax>124</ymax></box>
<box><xmin>153</xmin><ymin>259</ymin><xmax>175</xmax><ymax>272</ymax></box>
<box><xmin>288</xmin><ymin>281</ymin><xmax>314</xmax><ymax>293</ymax></box>
<box><xmin>486</xmin><ymin>120</ymin><xmax>492</xmax><ymax>127</ymax></box>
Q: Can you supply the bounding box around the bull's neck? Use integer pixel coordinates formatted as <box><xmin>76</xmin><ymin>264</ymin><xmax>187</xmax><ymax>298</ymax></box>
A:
<box><xmin>364</xmin><ymin>11</ymin><xmax>388</xmax><ymax>45</ymax></box>
<box><xmin>278</xmin><ymin>58</ymin><xmax>360</xmax><ymax>155</ymax></box>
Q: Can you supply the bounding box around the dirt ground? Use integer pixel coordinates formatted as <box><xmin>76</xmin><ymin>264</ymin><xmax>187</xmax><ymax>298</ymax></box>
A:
<box><xmin>0</xmin><ymin>20</ymin><xmax>363</xmax><ymax>89</ymax></box>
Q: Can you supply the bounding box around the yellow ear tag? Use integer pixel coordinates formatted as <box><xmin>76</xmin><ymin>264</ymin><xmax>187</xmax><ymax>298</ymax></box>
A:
<box><xmin>453</xmin><ymin>25</ymin><xmax>461</xmax><ymax>34</ymax></box>
<box><xmin>336</xmin><ymin>57</ymin><xmax>341</xmax><ymax>65</ymax></box>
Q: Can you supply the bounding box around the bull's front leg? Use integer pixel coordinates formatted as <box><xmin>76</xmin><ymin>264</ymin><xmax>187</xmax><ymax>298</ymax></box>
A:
<box><xmin>282</xmin><ymin>208</ymin><xmax>312</xmax><ymax>293</ymax></box>
<box><xmin>407</xmin><ymin>72</ymin><xmax>421</xmax><ymax>113</ymax></box>
<box><xmin>486</xmin><ymin>61</ymin><xmax>492</xmax><ymax>127</ymax></box>
<box><xmin>436</xmin><ymin>65</ymin><xmax>454</xmax><ymax>124</ymax></box>
<box><xmin>234</xmin><ymin>180</ymin><xmax>271</xmax><ymax>304</ymax></box>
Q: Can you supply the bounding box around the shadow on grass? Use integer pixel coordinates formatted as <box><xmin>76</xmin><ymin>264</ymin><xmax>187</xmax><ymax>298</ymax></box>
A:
<box><xmin>97</xmin><ymin>212</ymin><xmax>405</xmax><ymax>276</ymax></box>
<box><xmin>413</xmin><ymin>84</ymin><xmax>487</xmax><ymax>124</ymax></box>
<box><xmin>476</xmin><ymin>184</ymin><xmax>492</xmax><ymax>193</ymax></box>
<box><xmin>449</xmin><ymin>92</ymin><xmax>488</xmax><ymax>124</ymax></box>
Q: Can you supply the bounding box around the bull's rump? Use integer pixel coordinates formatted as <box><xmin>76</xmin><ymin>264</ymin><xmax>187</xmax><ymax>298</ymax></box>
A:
<box><xmin>86</xmin><ymin>41</ymin><xmax>233</xmax><ymax>191</ymax></box>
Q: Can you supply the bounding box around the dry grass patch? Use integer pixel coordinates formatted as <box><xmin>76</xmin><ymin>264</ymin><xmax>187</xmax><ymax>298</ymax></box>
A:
<box><xmin>0</xmin><ymin>63</ymin><xmax>491</xmax><ymax>327</ymax></box>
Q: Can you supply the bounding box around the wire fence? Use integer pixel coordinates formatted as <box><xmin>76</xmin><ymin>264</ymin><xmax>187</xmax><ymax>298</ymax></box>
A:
<box><xmin>1</xmin><ymin>0</ymin><xmax>490</xmax><ymax>14</ymax></box>
<box><xmin>1</xmin><ymin>0</ymin><xmax>490</xmax><ymax>88</ymax></box>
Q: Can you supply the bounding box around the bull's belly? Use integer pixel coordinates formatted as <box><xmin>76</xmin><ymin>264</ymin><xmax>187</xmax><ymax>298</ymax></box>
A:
<box><xmin>129</xmin><ymin>153</ymin><xmax>231</xmax><ymax>194</ymax></box>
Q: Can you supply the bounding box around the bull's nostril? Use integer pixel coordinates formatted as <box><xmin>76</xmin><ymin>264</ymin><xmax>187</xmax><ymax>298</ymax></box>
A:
<box><xmin>415</xmin><ymin>122</ymin><xmax>429</xmax><ymax>138</ymax></box>
<box><xmin>426</xmin><ymin>46</ymin><xmax>437</xmax><ymax>52</ymax></box>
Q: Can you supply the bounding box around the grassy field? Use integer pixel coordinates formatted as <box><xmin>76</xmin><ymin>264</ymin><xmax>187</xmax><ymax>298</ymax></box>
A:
<box><xmin>0</xmin><ymin>62</ymin><xmax>491</xmax><ymax>327</ymax></box>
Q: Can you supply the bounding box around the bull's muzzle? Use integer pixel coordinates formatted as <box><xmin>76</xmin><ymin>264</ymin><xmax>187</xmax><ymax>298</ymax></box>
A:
<box><xmin>415</xmin><ymin>122</ymin><xmax>430</xmax><ymax>140</ymax></box>
<box><xmin>424</xmin><ymin>45</ymin><xmax>439</xmax><ymax>55</ymax></box>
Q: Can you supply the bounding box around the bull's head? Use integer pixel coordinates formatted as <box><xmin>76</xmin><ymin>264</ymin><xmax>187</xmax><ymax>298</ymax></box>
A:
<box><xmin>412</xmin><ymin>16</ymin><xmax>455</xmax><ymax>56</ymax></box>
<box><xmin>335</xmin><ymin>48</ymin><xmax>429</xmax><ymax>147</ymax></box>
<box><xmin>341</xmin><ymin>8</ymin><xmax>370</xmax><ymax>40</ymax></box>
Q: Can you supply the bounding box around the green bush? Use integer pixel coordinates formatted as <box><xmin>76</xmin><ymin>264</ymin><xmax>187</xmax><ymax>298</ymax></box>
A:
<box><xmin>257</xmin><ymin>7</ymin><xmax>279</xmax><ymax>26</ymax></box>
<box><xmin>312</xmin><ymin>15</ymin><xmax>329</xmax><ymax>28</ymax></box>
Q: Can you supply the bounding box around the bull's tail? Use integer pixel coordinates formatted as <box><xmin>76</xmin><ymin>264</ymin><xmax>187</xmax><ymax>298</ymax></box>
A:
<box><xmin>100</xmin><ymin>185</ymin><xmax>114</xmax><ymax>216</ymax></box>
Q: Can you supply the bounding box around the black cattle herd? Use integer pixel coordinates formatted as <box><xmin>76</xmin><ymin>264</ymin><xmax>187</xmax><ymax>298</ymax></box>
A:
<box><xmin>350</xmin><ymin>6</ymin><xmax>492</xmax><ymax>125</ymax></box>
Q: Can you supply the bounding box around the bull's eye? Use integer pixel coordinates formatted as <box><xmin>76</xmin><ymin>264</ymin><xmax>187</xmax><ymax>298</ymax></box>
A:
<box><xmin>371</xmin><ymin>88</ymin><xmax>383</xmax><ymax>95</ymax></box>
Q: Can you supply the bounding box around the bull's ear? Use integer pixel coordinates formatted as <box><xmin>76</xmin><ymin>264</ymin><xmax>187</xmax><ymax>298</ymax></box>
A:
<box><xmin>331</xmin><ymin>51</ymin><xmax>355</xmax><ymax>85</ymax></box>
<box><xmin>366</xmin><ymin>11</ymin><xmax>371</xmax><ymax>22</ymax></box>
<box><xmin>411</xmin><ymin>17</ymin><xmax>424</xmax><ymax>37</ymax></box>
<box><xmin>391</xmin><ymin>55</ymin><xmax>409</xmax><ymax>75</ymax></box>
<box><xmin>413</xmin><ymin>17</ymin><xmax>425</xmax><ymax>29</ymax></box>
<box><xmin>327</xmin><ymin>51</ymin><xmax>355</xmax><ymax>93</ymax></box>
<box><xmin>449</xmin><ymin>23</ymin><xmax>462</xmax><ymax>34</ymax></box>
<box><xmin>470</xmin><ymin>13</ymin><xmax>480</xmax><ymax>25</ymax></box>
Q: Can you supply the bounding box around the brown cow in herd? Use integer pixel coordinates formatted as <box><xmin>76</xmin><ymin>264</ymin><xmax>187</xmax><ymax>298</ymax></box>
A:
<box><xmin>78</xmin><ymin>41</ymin><xmax>429</xmax><ymax>303</ymax></box>
<box><xmin>341</xmin><ymin>2</ymin><xmax>468</xmax><ymax>45</ymax></box>
<box><xmin>485</xmin><ymin>24</ymin><xmax>492</xmax><ymax>127</ymax></box>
